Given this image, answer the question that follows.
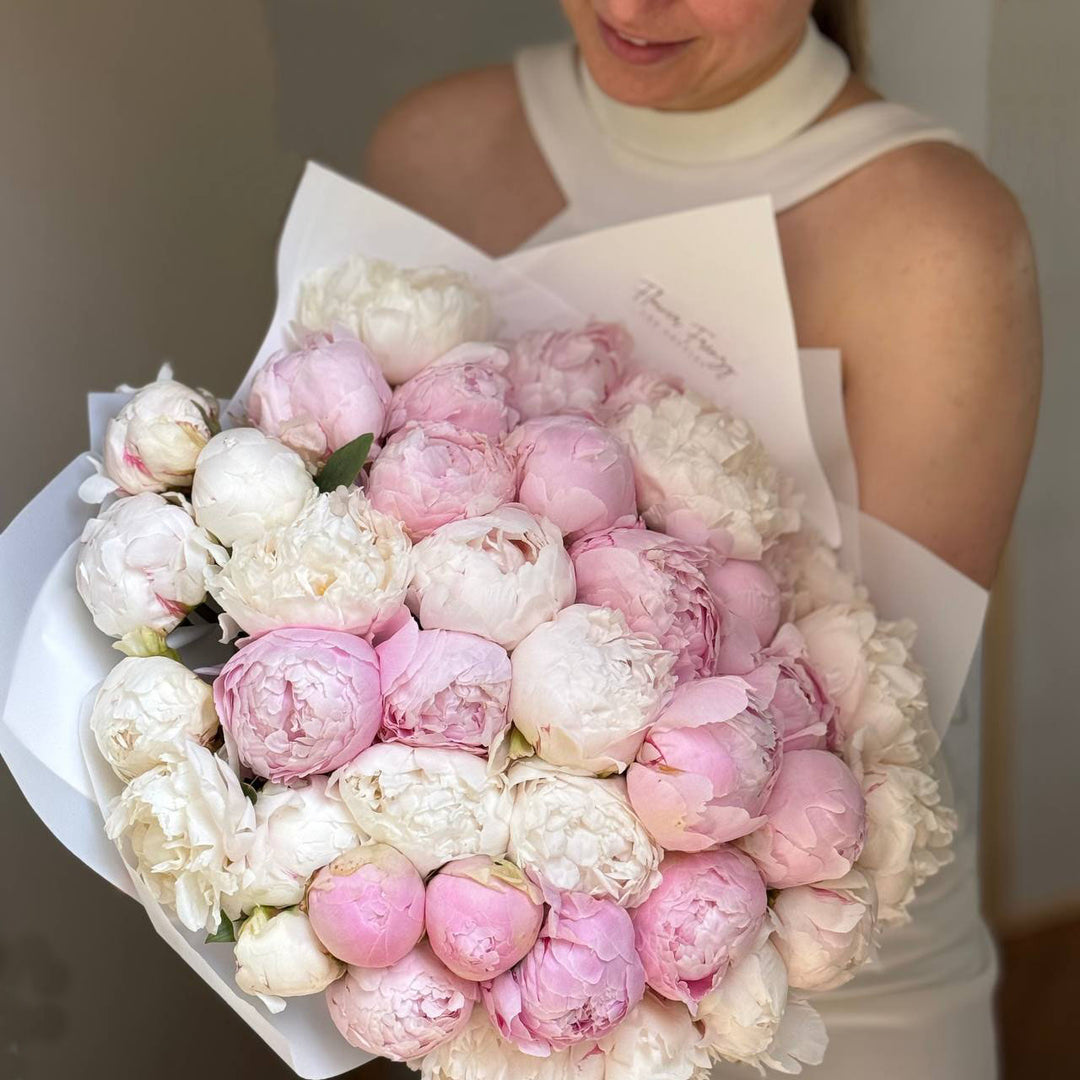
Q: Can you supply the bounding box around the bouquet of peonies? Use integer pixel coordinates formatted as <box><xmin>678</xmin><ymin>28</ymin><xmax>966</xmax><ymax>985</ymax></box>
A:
<box><xmin>68</xmin><ymin>241</ymin><xmax>956</xmax><ymax>1079</ymax></box>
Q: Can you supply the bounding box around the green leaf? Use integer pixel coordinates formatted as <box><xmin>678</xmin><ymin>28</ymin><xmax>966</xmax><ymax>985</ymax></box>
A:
<box><xmin>204</xmin><ymin>911</ymin><xmax>236</xmax><ymax>944</ymax></box>
<box><xmin>316</xmin><ymin>432</ymin><xmax>375</xmax><ymax>494</ymax></box>
<box><xmin>194</xmin><ymin>402</ymin><xmax>222</xmax><ymax>437</ymax></box>
<box><xmin>240</xmin><ymin>781</ymin><xmax>258</xmax><ymax>805</ymax></box>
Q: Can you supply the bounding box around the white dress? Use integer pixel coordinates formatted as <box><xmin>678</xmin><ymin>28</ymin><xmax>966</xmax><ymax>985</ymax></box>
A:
<box><xmin>514</xmin><ymin>22</ymin><xmax>998</xmax><ymax>1080</ymax></box>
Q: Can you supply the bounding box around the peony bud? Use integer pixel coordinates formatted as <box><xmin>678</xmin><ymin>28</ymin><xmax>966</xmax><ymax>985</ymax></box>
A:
<box><xmin>739</xmin><ymin>749</ymin><xmax>866</xmax><ymax>888</ymax></box>
<box><xmin>626</xmin><ymin>676</ymin><xmax>782</xmax><ymax>851</ymax></box>
<box><xmin>506</xmin><ymin>415</ymin><xmax>636</xmax><ymax>542</ymax></box>
<box><xmin>367</xmin><ymin>421</ymin><xmax>516</xmax><ymax>540</ymax></box>
<box><xmin>707</xmin><ymin>558</ymin><xmax>782</xmax><ymax>650</ymax></box>
<box><xmin>76</xmin><ymin>492</ymin><xmax>218</xmax><ymax>638</ymax></box>
<box><xmin>570</xmin><ymin>526</ymin><xmax>720</xmax><ymax>684</ymax></box>
<box><xmin>484</xmin><ymin>892</ymin><xmax>645</xmax><ymax>1054</ymax></box>
<box><xmin>307</xmin><ymin>844</ymin><xmax>426</xmax><ymax>968</ymax></box>
<box><xmin>632</xmin><ymin>848</ymin><xmax>767</xmax><ymax>1012</ymax></box>
<box><xmin>326</xmin><ymin>942</ymin><xmax>479</xmax><ymax>1060</ymax></box>
<box><xmin>247</xmin><ymin>332</ymin><xmax>391</xmax><ymax>468</ymax></box>
<box><xmin>425</xmin><ymin>855</ymin><xmax>544</xmax><ymax>981</ymax></box>
<box><xmin>742</xmin><ymin>623</ymin><xmax>835</xmax><ymax>752</ymax></box>
<box><xmin>408</xmin><ymin>505</ymin><xmax>575</xmax><ymax>650</ymax></box>
<box><xmin>505</xmin><ymin>321</ymin><xmax>629</xmax><ymax>421</ymax></box>
<box><xmin>509</xmin><ymin>604</ymin><xmax>676</xmax><ymax>775</ymax></box>
<box><xmin>191</xmin><ymin>427</ymin><xmax>316</xmax><ymax>547</ymax></box>
<box><xmin>385</xmin><ymin>342</ymin><xmax>518</xmax><ymax>438</ymax></box>
<box><xmin>100</xmin><ymin>365</ymin><xmax>218</xmax><ymax>495</ymax></box>
<box><xmin>213</xmin><ymin>627</ymin><xmax>382</xmax><ymax>783</ymax></box>
<box><xmin>377</xmin><ymin>619</ymin><xmax>511</xmax><ymax>755</ymax></box>
<box><xmin>90</xmin><ymin>655</ymin><xmax>218</xmax><ymax>781</ymax></box>
<box><xmin>234</xmin><ymin>906</ymin><xmax>344</xmax><ymax>1013</ymax></box>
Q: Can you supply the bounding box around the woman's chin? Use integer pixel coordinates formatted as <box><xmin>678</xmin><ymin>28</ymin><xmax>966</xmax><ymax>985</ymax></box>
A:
<box><xmin>580</xmin><ymin>45</ymin><xmax>701</xmax><ymax>110</ymax></box>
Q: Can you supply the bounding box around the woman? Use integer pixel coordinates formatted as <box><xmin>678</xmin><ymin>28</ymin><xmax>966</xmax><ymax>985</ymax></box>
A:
<box><xmin>365</xmin><ymin>2</ymin><xmax>1040</xmax><ymax>1077</ymax></box>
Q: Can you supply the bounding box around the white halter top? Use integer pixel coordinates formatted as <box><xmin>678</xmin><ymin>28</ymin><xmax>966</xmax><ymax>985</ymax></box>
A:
<box><xmin>514</xmin><ymin>19</ymin><xmax>967</xmax><ymax>248</ymax></box>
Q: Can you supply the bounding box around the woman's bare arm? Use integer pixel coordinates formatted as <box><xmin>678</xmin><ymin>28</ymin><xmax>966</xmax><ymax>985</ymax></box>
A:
<box><xmin>786</xmin><ymin>145</ymin><xmax>1042</xmax><ymax>588</ymax></box>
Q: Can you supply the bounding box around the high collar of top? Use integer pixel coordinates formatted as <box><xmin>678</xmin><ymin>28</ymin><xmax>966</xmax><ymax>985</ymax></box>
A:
<box><xmin>580</xmin><ymin>19</ymin><xmax>851</xmax><ymax>165</ymax></box>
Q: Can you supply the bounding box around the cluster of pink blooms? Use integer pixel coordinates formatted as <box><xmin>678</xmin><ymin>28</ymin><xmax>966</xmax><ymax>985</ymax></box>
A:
<box><xmin>80</xmin><ymin>259</ymin><xmax>954</xmax><ymax>1079</ymax></box>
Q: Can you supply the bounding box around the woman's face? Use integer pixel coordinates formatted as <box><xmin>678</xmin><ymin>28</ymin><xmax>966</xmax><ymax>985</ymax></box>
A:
<box><xmin>561</xmin><ymin>0</ymin><xmax>815</xmax><ymax>110</ymax></box>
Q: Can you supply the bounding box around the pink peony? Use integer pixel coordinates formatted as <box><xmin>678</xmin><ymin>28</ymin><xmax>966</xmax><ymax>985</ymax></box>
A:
<box><xmin>425</xmin><ymin>856</ymin><xmax>545</xmax><ymax>981</ymax></box>
<box><xmin>601</xmin><ymin>370</ymin><xmax>683</xmax><ymax>419</ymax></box>
<box><xmin>506</xmin><ymin>415</ymin><xmax>636</xmax><ymax>542</ymax></box>
<box><xmin>376</xmin><ymin>619</ymin><xmax>511</xmax><ymax>755</ymax></box>
<box><xmin>483</xmin><ymin>892</ymin><xmax>645</xmax><ymax>1056</ymax></box>
<box><xmin>570</xmin><ymin>526</ymin><xmax>720</xmax><ymax>683</ymax></box>
<box><xmin>739</xmin><ymin>749</ymin><xmax>866</xmax><ymax>888</ymax></box>
<box><xmin>506</xmin><ymin>322</ymin><xmax>629</xmax><ymax>420</ymax></box>
<box><xmin>385</xmin><ymin>342</ymin><xmax>518</xmax><ymax>438</ymax></box>
<box><xmin>306</xmin><ymin>844</ymin><xmax>426</xmax><ymax>968</ymax></box>
<box><xmin>631</xmin><ymin>848</ymin><xmax>767</xmax><ymax>1012</ymax></box>
<box><xmin>707</xmin><ymin>558</ymin><xmax>782</xmax><ymax>674</ymax></box>
<box><xmin>213</xmin><ymin>627</ymin><xmax>381</xmax><ymax>783</ymax></box>
<box><xmin>742</xmin><ymin>624</ymin><xmax>836</xmax><ymax>751</ymax></box>
<box><xmin>366</xmin><ymin>421</ymin><xmax>516</xmax><ymax>540</ymax></box>
<box><xmin>627</xmin><ymin>677</ymin><xmax>782</xmax><ymax>851</ymax></box>
<box><xmin>247</xmin><ymin>332</ymin><xmax>391</xmax><ymax>466</ymax></box>
<box><xmin>326</xmin><ymin>942</ymin><xmax>478</xmax><ymax>1061</ymax></box>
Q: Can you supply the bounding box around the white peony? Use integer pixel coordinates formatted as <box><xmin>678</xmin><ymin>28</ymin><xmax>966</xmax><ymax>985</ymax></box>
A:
<box><xmin>609</xmin><ymin>388</ymin><xmax>799</xmax><ymax>560</ymax></box>
<box><xmin>797</xmin><ymin>605</ymin><xmax>935</xmax><ymax>771</ymax></box>
<box><xmin>332</xmin><ymin>743</ymin><xmax>512</xmax><ymax>877</ymax></box>
<box><xmin>772</xmin><ymin>869</ymin><xmax>879</xmax><ymax>992</ymax></box>
<box><xmin>234</xmin><ymin>906</ymin><xmax>344</xmax><ymax>1013</ymax></box>
<box><xmin>90</xmin><ymin>655</ymin><xmax>218</xmax><ymax>781</ymax></box>
<box><xmin>205</xmin><ymin>487</ymin><xmax>411</xmax><ymax>638</ymax></box>
<box><xmin>105</xmin><ymin>741</ymin><xmax>255</xmax><ymax>932</ymax></box>
<box><xmin>417</xmin><ymin>1009</ymin><xmax>605</xmax><ymax>1080</ymax></box>
<box><xmin>697</xmin><ymin>932</ymin><xmax>827</xmax><ymax>1075</ymax></box>
<box><xmin>507</xmin><ymin>760</ymin><xmax>662</xmax><ymax>907</ymax></box>
<box><xmin>509</xmin><ymin>604</ymin><xmax>676</xmax><ymax>775</ymax></box>
<box><xmin>89</xmin><ymin>364</ymin><xmax>218</xmax><ymax>498</ymax></box>
<box><xmin>297</xmin><ymin>254</ymin><xmax>492</xmax><ymax>385</ymax></box>
<box><xmin>858</xmin><ymin>763</ymin><xmax>957</xmax><ymax>925</ymax></box>
<box><xmin>408</xmin><ymin>505</ymin><xmax>575</xmax><ymax>650</ymax></box>
<box><xmin>226</xmin><ymin>776</ymin><xmax>363</xmax><ymax>916</ymax></box>
<box><xmin>598</xmin><ymin>993</ymin><xmax>712</xmax><ymax>1080</ymax></box>
<box><xmin>76</xmin><ymin>492</ymin><xmax>219</xmax><ymax>638</ymax></box>
<box><xmin>761</xmin><ymin>529</ymin><xmax>867</xmax><ymax>624</ymax></box>
<box><xmin>191</xmin><ymin>427</ymin><xmax>317</xmax><ymax>547</ymax></box>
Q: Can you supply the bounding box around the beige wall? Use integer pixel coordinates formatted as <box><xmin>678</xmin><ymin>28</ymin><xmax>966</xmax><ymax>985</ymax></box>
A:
<box><xmin>984</xmin><ymin>0</ymin><xmax>1080</xmax><ymax>927</ymax></box>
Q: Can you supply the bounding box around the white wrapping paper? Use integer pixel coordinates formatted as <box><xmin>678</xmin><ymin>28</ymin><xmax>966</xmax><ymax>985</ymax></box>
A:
<box><xmin>0</xmin><ymin>163</ymin><xmax>987</xmax><ymax>1077</ymax></box>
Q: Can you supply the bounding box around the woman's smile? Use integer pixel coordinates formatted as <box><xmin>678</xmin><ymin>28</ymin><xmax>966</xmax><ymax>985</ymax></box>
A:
<box><xmin>596</xmin><ymin>14</ymin><xmax>697</xmax><ymax>66</ymax></box>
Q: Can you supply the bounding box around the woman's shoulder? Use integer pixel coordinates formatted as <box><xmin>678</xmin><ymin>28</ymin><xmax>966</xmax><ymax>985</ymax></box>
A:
<box><xmin>790</xmin><ymin>101</ymin><xmax>1034</xmax><ymax>346</ymax></box>
<box><xmin>364</xmin><ymin>66</ymin><xmax>564</xmax><ymax>253</ymax></box>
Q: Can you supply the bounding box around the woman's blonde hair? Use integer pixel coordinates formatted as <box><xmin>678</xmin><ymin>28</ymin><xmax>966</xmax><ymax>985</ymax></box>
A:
<box><xmin>812</xmin><ymin>0</ymin><xmax>866</xmax><ymax>73</ymax></box>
